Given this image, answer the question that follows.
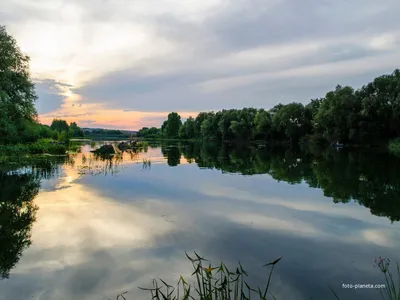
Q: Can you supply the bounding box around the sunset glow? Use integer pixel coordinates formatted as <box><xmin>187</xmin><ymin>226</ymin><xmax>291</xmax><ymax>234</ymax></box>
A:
<box><xmin>2</xmin><ymin>0</ymin><xmax>400</xmax><ymax>129</ymax></box>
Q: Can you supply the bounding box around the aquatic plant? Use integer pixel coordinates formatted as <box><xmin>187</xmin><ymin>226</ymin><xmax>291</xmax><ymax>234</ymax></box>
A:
<box><xmin>138</xmin><ymin>252</ymin><xmax>281</xmax><ymax>300</ymax></box>
<box><xmin>375</xmin><ymin>257</ymin><xmax>400</xmax><ymax>300</ymax></box>
<box><xmin>0</xmin><ymin>140</ymin><xmax>67</xmax><ymax>156</ymax></box>
<box><xmin>136</xmin><ymin>141</ymin><xmax>149</xmax><ymax>147</ymax></box>
<box><xmin>389</xmin><ymin>138</ymin><xmax>400</xmax><ymax>157</ymax></box>
<box><xmin>142</xmin><ymin>158</ymin><xmax>151</xmax><ymax>170</ymax></box>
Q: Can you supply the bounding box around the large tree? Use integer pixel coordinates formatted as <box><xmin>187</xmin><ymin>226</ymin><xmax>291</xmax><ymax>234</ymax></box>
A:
<box><xmin>0</xmin><ymin>26</ymin><xmax>38</xmax><ymax>144</ymax></box>
<box><xmin>314</xmin><ymin>85</ymin><xmax>359</xmax><ymax>143</ymax></box>
<box><xmin>50</xmin><ymin>119</ymin><xmax>69</xmax><ymax>132</ymax></box>
<box><xmin>179</xmin><ymin>116</ymin><xmax>195</xmax><ymax>139</ymax></box>
<box><xmin>272</xmin><ymin>103</ymin><xmax>311</xmax><ymax>143</ymax></box>
<box><xmin>165</xmin><ymin>112</ymin><xmax>182</xmax><ymax>138</ymax></box>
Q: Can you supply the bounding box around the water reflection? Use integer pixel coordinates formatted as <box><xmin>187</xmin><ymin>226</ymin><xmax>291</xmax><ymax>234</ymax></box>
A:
<box><xmin>176</xmin><ymin>143</ymin><xmax>400</xmax><ymax>222</ymax></box>
<box><xmin>0</xmin><ymin>142</ymin><xmax>400</xmax><ymax>300</ymax></box>
<box><xmin>161</xmin><ymin>144</ymin><xmax>182</xmax><ymax>167</ymax></box>
<box><xmin>0</xmin><ymin>172</ymin><xmax>39</xmax><ymax>279</ymax></box>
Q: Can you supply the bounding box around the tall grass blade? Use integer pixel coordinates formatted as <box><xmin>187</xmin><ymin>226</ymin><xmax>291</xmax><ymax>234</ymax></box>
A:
<box><xmin>328</xmin><ymin>285</ymin><xmax>340</xmax><ymax>300</ymax></box>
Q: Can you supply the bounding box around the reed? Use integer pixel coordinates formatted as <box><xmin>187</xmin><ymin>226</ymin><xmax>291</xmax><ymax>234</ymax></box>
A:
<box><xmin>138</xmin><ymin>252</ymin><xmax>281</xmax><ymax>300</ymax></box>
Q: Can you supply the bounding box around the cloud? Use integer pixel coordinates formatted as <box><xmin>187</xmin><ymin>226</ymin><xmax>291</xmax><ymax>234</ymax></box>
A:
<box><xmin>2</xmin><ymin>0</ymin><xmax>400</xmax><ymax>128</ymax></box>
<box><xmin>34</xmin><ymin>79</ymin><xmax>71</xmax><ymax>114</ymax></box>
<box><xmin>3</xmin><ymin>153</ymin><xmax>399</xmax><ymax>299</ymax></box>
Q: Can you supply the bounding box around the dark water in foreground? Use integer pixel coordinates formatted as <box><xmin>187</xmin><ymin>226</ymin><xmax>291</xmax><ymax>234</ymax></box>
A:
<box><xmin>1</xmin><ymin>141</ymin><xmax>400</xmax><ymax>300</ymax></box>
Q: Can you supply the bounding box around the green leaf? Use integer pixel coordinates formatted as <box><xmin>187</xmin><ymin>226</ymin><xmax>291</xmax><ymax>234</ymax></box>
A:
<box><xmin>263</xmin><ymin>257</ymin><xmax>282</xmax><ymax>267</ymax></box>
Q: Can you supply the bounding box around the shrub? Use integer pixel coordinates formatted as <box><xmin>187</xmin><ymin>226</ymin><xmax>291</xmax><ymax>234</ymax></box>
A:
<box><xmin>389</xmin><ymin>138</ymin><xmax>400</xmax><ymax>157</ymax></box>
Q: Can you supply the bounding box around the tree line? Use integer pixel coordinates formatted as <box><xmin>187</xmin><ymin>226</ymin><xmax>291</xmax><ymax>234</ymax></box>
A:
<box><xmin>138</xmin><ymin>69</ymin><xmax>400</xmax><ymax>146</ymax></box>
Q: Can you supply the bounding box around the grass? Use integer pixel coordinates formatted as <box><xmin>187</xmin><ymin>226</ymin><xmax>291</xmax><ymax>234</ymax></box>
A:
<box><xmin>374</xmin><ymin>257</ymin><xmax>400</xmax><ymax>300</ymax></box>
<box><xmin>0</xmin><ymin>139</ymin><xmax>67</xmax><ymax>156</ymax></box>
<box><xmin>135</xmin><ymin>141</ymin><xmax>149</xmax><ymax>153</ymax></box>
<box><xmin>106</xmin><ymin>254</ymin><xmax>400</xmax><ymax>300</ymax></box>
<box><xmin>136</xmin><ymin>141</ymin><xmax>149</xmax><ymax>148</ymax></box>
<box><xmin>142</xmin><ymin>157</ymin><xmax>151</xmax><ymax>170</ymax></box>
<box><xmin>138</xmin><ymin>252</ymin><xmax>281</xmax><ymax>300</ymax></box>
<box><xmin>388</xmin><ymin>138</ymin><xmax>400</xmax><ymax>157</ymax></box>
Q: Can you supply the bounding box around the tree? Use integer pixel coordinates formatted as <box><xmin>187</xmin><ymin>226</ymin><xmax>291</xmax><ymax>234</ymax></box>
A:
<box><xmin>271</xmin><ymin>103</ymin><xmax>311</xmax><ymax>143</ymax></box>
<box><xmin>0</xmin><ymin>26</ymin><xmax>37</xmax><ymax>144</ymax></box>
<box><xmin>194</xmin><ymin>112</ymin><xmax>211</xmax><ymax>138</ymax></box>
<box><xmin>200</xmin><ymin>113</ymin><xmax>219</xmax><ymax>140</ymax></box>
<box><xmin>161</xmin><ymin>120</ymin><xmax>168</xmax><ymax>136</ymax></box>
<box><xmin>254</xmin><ymin>109</ymin><xmax>272</xmax><ymax>140</ymax></box>
<box><xmin>136</xmin><ymin>69</ymin><xmax>400</xmax><ymax>145</ymax></box>
<box><xmin>357</xmin><ymin>69</ymin><xmax>400</xmax><ymax>142</ymax></box>
<box><xmin>69</xmin><ymin>122</ymin><xmax>84</xmax><ymax>137</ymax></box>
<box><xmin>50</xmin><ymin>119</ymin><xmax>69</xmax><ymax>133</ymax></box>
<box><xmin>165</xmin><ymin>112</ymin><xmax>182</xmax><ymax>138</ymax></box>
<box><xmin>179</xmin><ymin>117</ymin><xmax>195</xmax><ymax>139</ymax></box>
<box><xmin>314</xmin><ymin>86</ymin><xmax>359</xmax><ymax>143</ymax></box>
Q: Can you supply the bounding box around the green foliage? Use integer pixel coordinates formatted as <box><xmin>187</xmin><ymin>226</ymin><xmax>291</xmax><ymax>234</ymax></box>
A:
<box><xmin>389</xmin><ymin>138</ymin><xmax>400</xmax><ymax>157</ymax></box>
<box><xmin>136</xmin><ymin>69</ymin><xmax>400</xmax><ymax>146</ymax></box>
<box><xmin>0</xmin><ymin>139</ymin><xmax>67</xmax><ymax>155</ymax></box>
<box><xmin>69</xmin><ymin>122</ymin><xmax>84</xmax><ymax>137</ymax></box>
<box><xmin>254</xmin><ymin>110</ymin><xmax>272</xmax><ymax>140</ymax></box>
<box><xmin>179</xmin><ymin>116</ymin><xmax>195</xmax><ymax>139</ymax></box>
<box><xmin>0</xmin><ymin>26</ymin><xmax>38</xmax><ymax>145</ymax></box>
<box><xmin>0</xmin><ymin>27</ymin><xmax>84</xmax><ymax>148</ymax></box>
<box><xmin>139</xmin><ymin>252</ymin><xmax>281</xmax><ymax>300</ymax></box>
<box><xmin>271</xmin><ymin>103</ymin><xmax>311</xmax><ymax>143</ymax></box>
<box><xmin>89</xmin><ymin>129</ymin><xmax>123</xmax><ymax>135</ymax></box>
<box><xmin>165</xmin><ymin>112</ymin><xmax>182</xmax><ymax>138</ymax></box>
<box><xmin>135</xmin><ymin>141</ymin><xmax>149</xmax><ymax>152</ymax></box>
<box><xmin>137</xmin><ymin>127</ymin><xmax>161</xmax><ymax>139</ymax></box>
<box><xmin>136</xmin><ymin>141</ymin><xmax>149</xmax><ymax>148</ymax></box>
<box><xmin>314</xmin><ymin>85</ymin><xmax>359</xmax><ymax>143</ymax></box>
<box><xmin>50</xmin><ymin>119</ymin><xmax>69</xmax><ymax>133</ymax></box>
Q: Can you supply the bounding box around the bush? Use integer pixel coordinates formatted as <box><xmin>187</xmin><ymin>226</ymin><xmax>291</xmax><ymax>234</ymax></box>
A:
<box><xmin>0</xmin><ymin>140</ymin><xmax>67</xmax><ymax>156</ymax></box>
<box><xmin>389</xmin><ymin>138</ymin><xmax>400</xmax><ymax>156</ymax></box>
<box><xmin>136</xmin><ymin>141</ymin><xmax>149</xmax><ymax>148</ymax></box>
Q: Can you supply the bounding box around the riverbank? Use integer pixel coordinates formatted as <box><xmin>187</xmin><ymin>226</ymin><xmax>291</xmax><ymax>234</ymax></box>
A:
<box><xmin>0</xmin><ymin>140</ymin><xmax>67</xmax><ymax>156</ymax></box>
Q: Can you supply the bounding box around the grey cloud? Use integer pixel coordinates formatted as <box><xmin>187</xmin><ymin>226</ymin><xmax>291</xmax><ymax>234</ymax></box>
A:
<box><xmin>73</xmin><ymin>43</ymin><xmax>398</xmax><ymax>113</ymax></box>
<box><xmin>68</xmin><ymin>0</ymin><xmax>400</xmax><ymax>116</ymax></box>
<box><xmin>35</xmin><ymin>79</ymin><xmax>73</xmax><ymax>88</ymax></box>
<box><xmin>206</xmin><ymin>0</ymin><xmax>400</xmax><ymax>51</ymax></box>
<box><xmin>45</xmin><ymin>113</ymin><xmax>93</xmax><ymax>118</ymax></box>
<box><xmin>34</xmin><ymin>79</ymin><xmax>70</xmax><ymax>114</ymax></box>
<box><xmin>4</xmin><ymin>0</ymin><xmax>400</xmax><ymax>125</ymax></box>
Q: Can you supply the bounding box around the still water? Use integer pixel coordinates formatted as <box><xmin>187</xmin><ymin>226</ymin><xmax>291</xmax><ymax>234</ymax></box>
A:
<box><xmin>1</xmin><ymin>141</ymin><xmax>400</xmax><ymax>300</ymax></box>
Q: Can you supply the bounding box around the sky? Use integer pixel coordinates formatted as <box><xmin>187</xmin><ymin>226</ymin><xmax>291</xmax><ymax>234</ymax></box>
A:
<box><xmin>1</xmin><ymin>0</ymin><xmax>400</xmax><ymax>130</ymax></box>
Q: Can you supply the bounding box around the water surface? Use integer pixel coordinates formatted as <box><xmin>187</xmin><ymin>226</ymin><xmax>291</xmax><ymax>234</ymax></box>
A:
<box><xmin>1</xmin><ymin>142</ymin><xmax>399</xmax><ymax>300</ymax></box>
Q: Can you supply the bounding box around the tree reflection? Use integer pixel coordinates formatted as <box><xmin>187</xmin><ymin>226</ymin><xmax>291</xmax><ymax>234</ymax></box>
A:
<box><xmin>0</xmin><ymin>171</ymin><xmax>39</xmax><ymax>279</ymax></box>
<box><xmin>161</xmin><ymin>143</ymin><xmax>182</xmax><ymax>167</ymax></box>
<box><xmin>180</xmin><ymin>143</ymin><xmax>400</xmax><ymax>222</ymax></box>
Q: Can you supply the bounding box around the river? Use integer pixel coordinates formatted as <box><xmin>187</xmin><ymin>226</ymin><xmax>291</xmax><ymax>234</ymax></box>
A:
<box><xmin>0</xmin><ymin>141</ymin><xmax>399</xmax><ymax>300</ymax></box>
